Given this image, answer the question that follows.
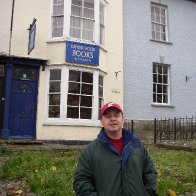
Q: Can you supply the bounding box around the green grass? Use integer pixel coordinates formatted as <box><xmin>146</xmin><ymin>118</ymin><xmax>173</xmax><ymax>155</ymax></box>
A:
<box><xmin>0</xmin><ymin>145</ymin><xmax>195</xmax><ymax>196</ymax></box>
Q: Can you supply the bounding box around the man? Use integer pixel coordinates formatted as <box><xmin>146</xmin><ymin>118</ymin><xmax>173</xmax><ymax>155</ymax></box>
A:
<box><xmin>73</xmin><ymin>102</ymin><xmax>157</xmax><ymax>196</ymax></box>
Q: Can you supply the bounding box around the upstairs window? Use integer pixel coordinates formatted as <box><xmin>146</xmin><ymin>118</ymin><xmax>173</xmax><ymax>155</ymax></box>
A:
<box><xmin>99</xmin><ymin>2</ymin><xmax>105</xmax><ymax>45</ymax></box>
<box><xmin>51</xmin><ymin>0</ymin><xmax>106</xmax><ymax>45</ymax></box>
<box><xmin>70</xmin><ymin>0</ymin><xmax>94</xmax><ymax>41</ymax></box>
<box><xmin>52</xmin><ymin>0</ymin><xmax>64</xmax><ymax>37</ymax></box>
<box><xmin>153</xmin><ymin>63</ymin><xmax>170</xmax><ymax>104</ymax></box>
<box><xmin>151</xmin><ymin>3</ymin><xmax>168</xmax><ymax>42</ymax></box>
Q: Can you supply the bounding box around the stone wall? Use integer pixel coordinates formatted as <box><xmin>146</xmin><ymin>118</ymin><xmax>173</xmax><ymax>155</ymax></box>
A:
<box><xmin>124</xmin><ymin>120</ymin><xmax>154</xmax><ymax>144</ymax></box>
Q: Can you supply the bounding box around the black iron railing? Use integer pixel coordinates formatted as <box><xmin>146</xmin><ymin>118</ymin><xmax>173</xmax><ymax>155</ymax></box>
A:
<box><xmin>154</xmin><ymin>116</ymin><xmax>196</xmax><ymax>144</ymax></box>
<box><xmin>123</xmin><ymin>120</ymin><xmax>134</xmax><ymax>134</ymax></box>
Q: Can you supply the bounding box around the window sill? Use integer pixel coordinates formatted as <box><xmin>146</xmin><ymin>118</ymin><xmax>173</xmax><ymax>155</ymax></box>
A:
<box><xmin>43</xmin><ymin>119</ymin><xmax>101</xmax><ymax>127</ymax></box>
<box><xmin>151</xmin><ymin>103</ymin><xmax>174</xmax><ymax>108</ymax></box>
<box><xmin>150</xmin><ymin>39</ymin><xmax>173</xmax><ymax>45</ymax></box>
<box><xmin>46</xmin><ymin>37</ymin><xmax>96</xmax><ymax>45</ymax></box>
<box><xmin>46</xmin><ymin>38</ymin><xmax>107</xmax><ymax>51</ymax></box>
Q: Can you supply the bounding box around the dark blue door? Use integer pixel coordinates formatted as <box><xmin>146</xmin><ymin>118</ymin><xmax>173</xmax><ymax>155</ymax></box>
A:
<box><xmin>10</xmin><ymin>65</ymin><xmax>39</xmax><ymax>139</ymax></box>
<box><xmin>10</xmin><ymin>80</ymin><xmax>37</xmax><ymax>138</ymax></box>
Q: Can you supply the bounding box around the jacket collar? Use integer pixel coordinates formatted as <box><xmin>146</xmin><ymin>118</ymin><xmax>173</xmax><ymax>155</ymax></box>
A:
<box><xmin>97</xmin><ymin>128</ymin><xmax>140</xmax><ymax>147</ymax></box>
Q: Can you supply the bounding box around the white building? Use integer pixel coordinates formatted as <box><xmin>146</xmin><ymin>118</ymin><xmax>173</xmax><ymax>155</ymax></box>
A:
<box><xmin>0</xmin><ymin>0</ymin><xmax>123</xmax><ymax>141</ymax></box>
<box><xmin>123</xmin><ymin>0</ymin><xmax>196</xmax><ymax>123</ymax></box>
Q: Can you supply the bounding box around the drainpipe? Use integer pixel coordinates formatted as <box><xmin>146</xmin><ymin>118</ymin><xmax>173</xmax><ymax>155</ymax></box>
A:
<box><xmin>9</xmin><ymin>0</ymin><xmax>15</xmax><ymax>55</ymax></box>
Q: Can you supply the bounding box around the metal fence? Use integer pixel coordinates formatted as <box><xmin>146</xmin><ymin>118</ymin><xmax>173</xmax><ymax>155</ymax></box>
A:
<box><xmin>123</xmin><ymin>120</ymin><xmax>134</xmax><ymax>134</ymax></box>
<box><xmin>154</xmin><ymin>116</ymin><xmax>196</xmax><ymax>144</ymax></box>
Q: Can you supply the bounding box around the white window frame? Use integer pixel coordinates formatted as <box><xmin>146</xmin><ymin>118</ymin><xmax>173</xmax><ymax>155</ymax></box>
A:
<box><xmin>44</xmin><ymin>66</ymin><xmax>104</xmax><ymax>126</ymax></box>
<box><xmin>49</xmin><ymin>0</ymin><xmax>107</xmax><ymax>45</ymax></box>
<box><xmin>152</xmin><ymin>63</ymin><xmax>170</xmax><ymax>105</ymax></box>
<box><xmin>151</xmin><ymin>3</ymin><xmax>168</xmax><ymax>42</ymax></box>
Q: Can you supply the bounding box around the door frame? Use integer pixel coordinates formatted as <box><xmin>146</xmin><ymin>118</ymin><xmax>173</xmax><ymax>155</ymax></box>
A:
<box><xmin>0</xmin><ymin>55</ymin><xmax>47</xmax><ymax>140</ymax></box>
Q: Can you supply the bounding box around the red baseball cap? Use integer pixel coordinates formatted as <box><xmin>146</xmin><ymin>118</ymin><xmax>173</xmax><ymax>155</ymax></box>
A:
<box><xmin>100</xmin><ymin>102</ymin><xmax>123</xmax><ymax>116</ymax></box>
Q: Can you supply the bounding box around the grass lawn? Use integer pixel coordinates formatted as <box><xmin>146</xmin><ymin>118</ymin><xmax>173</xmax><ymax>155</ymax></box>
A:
<box><xmin>0</xmin><ymin>145</ymin><xmax>195</xmax><ymax>196</ymax></box>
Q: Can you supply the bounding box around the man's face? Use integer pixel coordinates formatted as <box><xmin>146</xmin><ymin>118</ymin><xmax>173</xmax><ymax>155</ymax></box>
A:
<box><xmin>100</xmin><ymin>108</ymin><xmax>124</xmax><ymax>135</ymax></box>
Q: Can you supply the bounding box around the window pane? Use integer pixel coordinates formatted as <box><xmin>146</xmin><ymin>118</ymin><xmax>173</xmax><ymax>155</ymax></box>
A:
<box><xmin>82</xmin><ymin>29</ymin><xmax>93</xmax><ymax>41</ymax></box>
<box><xmin>153</xmin><ymin>73</ymin><xmax>157</xmax><ymax>83</ymax></box>
<box><xmin>99</xmin><ymin>86</ymin><xmax>103</xmax><ymax>97</ymax></box>
<box><xmin>158</xmin><ymin>75</ymin><xmax>162</xmax><ymax>83</ymax></box>
<box><xmin>99</xmin><ymin>75</ymin><xmax>103</xmax><ymax>86</ymax></box>
<box><xmin>163</xmin><ymin>94</ymin><xmax>168</xmax><ymax>103</ymax></box>
<box><xmin>49</xmin><ymin>94</ymin><xmax>60</xmax><ymax>105</ymax></box>
<box><xmin>69</xmin><ymin>70</ymin><xmax>80</xmax><ymax>82</ymax></box>
<box><xmin>82</xmin><ymin>72</ymin><xmax>93</xmax><ymax>83</ymax></box>
<box><xmin>81</xmin><ymin>83</ymin><xmax>93</xmax><ymax>95</ymax></box>
<box><xmin>158</xmin><ymin>66</ymin><xmax>162</xmax><ymax>74</ymax></box>
<box><xmin>52</xmin><ymin>16</ymin><xmax>63</xmax><ymax>37</ymax></box>
<box><xmin>163</xmin><ymin>85</ymin><xmax>167</xmax><ymax>93</ymax></box>
<box><xmin>49</xmin><ymin>81</ymin><xmax>60</xmax><ymax>92</ymax></box>
<box><xmin>157</xmin><ymin>84</ymin><xmax>162</xmax><ymax>93</ymax></box>
<box><xmin>83</xmin><ymin>19</ymin><xmax>94</xmax><ymax>30</ymax></box>
<box><xmin>157</xmin><ymin>94</ymin><xmax>162</xmax><ymax>103</ymax></box>
<box><xmin>72</xmin><ymin>0</ymin><xmax>82</xmax><ymax>6</ymax></box>
<box><xmin>84</xmin><ymin>0</ymin><xmax>94</xmax><ymax>9</ymax></box>
<box><xmin>153</xmin><ymin>84</ymin><xmax>156</xmax><ymax>93</ymax></box>
<box><xmin>50</xmin><ymin>69</ymin><xmax>61</xmax><ymax>80</ymax></box>
<box><xmin>53</xmin><ymin>4</ymin><xmax>64</xmax><ymax>15</ymax></box>
<box><xmin>81</xmin><ymin>96</ymin><xmax>92</xmax><ymax>107</ymax></box>
<box><xmin>67</xmin><ymin>107</ymin><xmax>79</xmax><ymax>118</ymax></box>
<box><xmin>68</xmin><ymin>82</ymin><xmax>80</xmax><ymax>94</ymax></box>
<box><xmin>71</xmin><ymin>5</ymin><xmax>82</xmax><ymax>17</ymax></box>
<box><xmin>163</xmin><ymin>75</ymin><xmax>167</xmax><ymax>84</ymax></box>
<box><xmin>80</xmin><ymin>108</ymin><xmax>91</xmax><ymax>119</ymax></box>
<box><xmin>71</xmin><ymin>17</ymin><xmax>81</xmax><ymax>28</ymax></box>
<box><xmin>153</xmin><ymin>93</ymin><xmax>156</xmax><ymax>102</ymax></box>
<box><xmin>70</xmin><ymin>27</ymin><xmax>81</xmax><ymax>38</ymax></box>
<box><xmin>83</xmin><ymin>8</ymin><xmax>94</xmax><ymax>19</ymax></box>
<box><xmin>49</xmin><ymin>106</ymin><xmax>60</xmax><ymax>118</ymax></box>
<box><xmin>67</xmin><ymin>94</ymin><xmax>79</xmax><ymax>106</ymax></box>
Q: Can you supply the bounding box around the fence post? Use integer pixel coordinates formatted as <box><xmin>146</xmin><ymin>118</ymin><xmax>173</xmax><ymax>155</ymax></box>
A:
<box><xmin>154</xmin><ymin>118</ymin><xmax>156</xmax><ymax>144</ymax></box>
<box><xmin>174</xmin><ymin>117</ymin><xmax>176</xmax><ymax>140</ymax></box>
<box><xmin>131</xmin><ymin>120</ymin><xmax>134</xmax><ymax>134</ymax></box>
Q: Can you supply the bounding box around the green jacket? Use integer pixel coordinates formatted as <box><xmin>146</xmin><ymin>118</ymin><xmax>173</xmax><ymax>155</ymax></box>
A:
<box><xmin>73</xmin><ymin>128</ymin><xmax>157</xmax><ymax>196</ymax></box>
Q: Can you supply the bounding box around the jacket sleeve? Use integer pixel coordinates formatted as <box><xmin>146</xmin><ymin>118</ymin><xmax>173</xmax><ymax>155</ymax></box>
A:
<box><xmin>73</xmin><ymin>147</ymin><xmax>99</xmax><ymax>196</ymax></box>
<box><xmin>142</xmin><ymin>145</ymin><xmax>158</xmax><ymax>196</ymax></box>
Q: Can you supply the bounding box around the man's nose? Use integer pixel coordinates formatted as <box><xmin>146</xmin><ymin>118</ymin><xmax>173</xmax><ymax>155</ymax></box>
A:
<box><xmin>110</xmin><ymin>115</ymin><xmax>116</xmax><ymax>120</ymax></box>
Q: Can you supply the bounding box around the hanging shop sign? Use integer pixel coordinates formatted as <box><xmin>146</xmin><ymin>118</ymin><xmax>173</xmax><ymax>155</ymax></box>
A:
<box><xmin>28</xmin><ymin>18</ymin><xmax>36</xmax><ymax>55</ymax></box>
<box><xmin>66</xmin><ymin>41</ymin><xmax>99</xmax><ymax>66</ymax></box>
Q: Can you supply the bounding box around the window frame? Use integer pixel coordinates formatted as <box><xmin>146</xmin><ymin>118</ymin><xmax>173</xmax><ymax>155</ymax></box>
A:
<box><xmin>152</xmin><ymin>62</ymin><xmax>170</xmax><ymax>105</ymax></box>
<box><xmin>45</xmin><ymin>66</ymin><xmax>104</xmax><ymax>125</ymax></box>
<box><xmin>151</xmin><ymin>3</ymin><xmax>168</xmax><ymax>42</ymax></box>
<box><xmin>49</xmin><ymin>0</ymin><xmax>107</xmax><ymax>45</ymax></box>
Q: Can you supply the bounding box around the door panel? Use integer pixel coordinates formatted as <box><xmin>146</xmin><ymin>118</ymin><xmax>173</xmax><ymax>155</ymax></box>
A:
<box><xmin>0</xmin><ymin>78</ymin><xmax>5</xmax><ymax>130</ymax></box>
<box><xmin>10</xmin><ymin>80</ymin><xmax>37</xmax><ymax>138</ymax></box>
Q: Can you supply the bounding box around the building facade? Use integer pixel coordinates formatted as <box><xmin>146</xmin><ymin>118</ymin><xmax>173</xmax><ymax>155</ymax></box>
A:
<box><xmin>0</xmin><ymin>0</ymin><xmax>123</xmax><ymax>140</ymax></box>
<box><xmin>123</xmin><ymin>0</ymin><xmax>196</xmax><ymax>123</ymax></box>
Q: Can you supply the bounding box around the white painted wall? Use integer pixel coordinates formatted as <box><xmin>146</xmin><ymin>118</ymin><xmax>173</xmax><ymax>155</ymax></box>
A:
<box><xmin>0</xmin><ymin>0</ymin><xmax>13</xmax><ymax>54</ymax></box>
<box><xmin>123</xmin><ymin>0</ymin><xmax>196</xmax><ymax>120</ymax></box>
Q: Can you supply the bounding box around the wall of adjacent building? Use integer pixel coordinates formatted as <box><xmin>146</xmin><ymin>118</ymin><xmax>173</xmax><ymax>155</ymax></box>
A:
<box><xmin>123</xmin><ymin>0</ymin><xmax>196</xmax><ymax>121</ymax></box>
